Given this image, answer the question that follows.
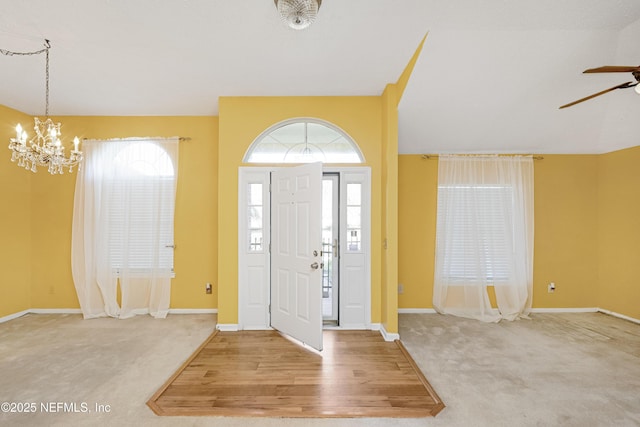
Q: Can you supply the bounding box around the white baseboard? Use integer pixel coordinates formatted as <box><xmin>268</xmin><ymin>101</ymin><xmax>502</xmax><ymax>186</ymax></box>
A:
<box><xmin>398</xmin><ymin>307</ymin><xmax>602</xmax><ymax>314</ymax></box>
<box><xmin>168</xmin><ymin>309</ymin><xmax>218</xmax><ymax>314</ymax></box>
<box><xmin>1</xmin><ymin>308</ymin><xmax>217</xmax><ymax>323</ymax></box>
<box><xmin>398</xmin><ymin>308</ymin><xmax>438</xmax><ymax>314</ymax></box>
<box><xmin>530</xmin><ymin>307</ymin><xmax>598</xmax><ymax>313</ymax></box>
<box><xmin>4</xmin><ymin>307</ymin><xmax>637</xmax><ymax>328</ymax></box>
<box><xmin>0</xmin><ymin>309</ymin><xmax>30</xmax><ymax>324</ymax></box>
<box><xmin>598</xmin><ymin>308</ymin><xmax>640</xmax><ymax>325</ymax></box>
<box><xmin>1</xmin><ymin>308</ymin><xmax>83</xmax><ymax>323</ymax></box>
<box><xmin>216</xmin><ymin>323</ymin><xmax>239</xmax><ymax>332</ymax></box>
<box><xmin>379</xmin><ymin>324</ymin><xmax>400</xmax><ymax>342</ymax></box>
<box><xmin>30</xmin><ymin>308</ymin><xmax>218</xmax><ymax>315</ymax></box>
<box><xmin>29</xmin><ymin>308</ymin><xmax>83</xmax><ymax>314</ymax></box>
<box><xmin>397</xmin><ymin>306</ymin><xmax>640</xmax><ymax>324</ymax></box>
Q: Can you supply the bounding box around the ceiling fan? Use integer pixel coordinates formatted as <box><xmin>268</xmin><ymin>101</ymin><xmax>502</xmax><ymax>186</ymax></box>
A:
<box><xmin>559</xmin><ymin>66</ymin><xmax>640</xmax><ymax>109</ymax></box>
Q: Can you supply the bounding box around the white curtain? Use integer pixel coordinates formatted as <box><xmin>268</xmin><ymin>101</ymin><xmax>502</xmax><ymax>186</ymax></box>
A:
<box><xmin>433</xmin><ymin>155</ymin><xmax>534</xmax><ymax>322</ymax></box>
<box><xmin>71</xmin><ymin>138</ymin><xmax>179</xmax><ymax>319</ymax></box>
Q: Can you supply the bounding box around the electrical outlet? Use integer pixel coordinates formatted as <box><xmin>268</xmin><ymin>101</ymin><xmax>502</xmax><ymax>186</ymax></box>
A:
<box><xmin>398</xmin><ymin>283</ymin><xmax>404</xmax><ymax>294</ymax></box>
<box><xmin>206</xmin><ymin>283</ymin><xmax>212</xmax><ymax>294</ymax></box>
<box><xmin>548</xmin><ymin>282</ymin><xmax>556</xmax><ymax>293</ymax></box>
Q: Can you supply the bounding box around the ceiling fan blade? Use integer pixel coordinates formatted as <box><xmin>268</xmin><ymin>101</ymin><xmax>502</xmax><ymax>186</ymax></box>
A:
<box><xmin>583</xmin><ymin>66</ymin><xmax>640</xmax><ymax>73</ymax></box>
<box><xmin>559</xmin><ymin>82</ymin><xmax>633</xmax><ymax>109</ymax></box>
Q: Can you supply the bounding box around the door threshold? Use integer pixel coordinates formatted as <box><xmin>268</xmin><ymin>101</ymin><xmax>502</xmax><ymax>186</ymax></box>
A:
<box><xmin>323</xmin><ymin>320</ymin><xmax>340</xmax><ymax>329</ymax></box>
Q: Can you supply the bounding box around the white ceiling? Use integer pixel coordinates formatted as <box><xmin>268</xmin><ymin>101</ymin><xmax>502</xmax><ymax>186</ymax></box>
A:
<box><xmin>1</xmin><ymin>0</ymin><xmax>639</xmax><ymax>154</ymax></box>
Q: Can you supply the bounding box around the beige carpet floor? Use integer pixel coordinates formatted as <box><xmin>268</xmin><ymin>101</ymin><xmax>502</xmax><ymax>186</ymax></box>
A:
<box><xmin>0</xmin><ymin>312</ymin><xmax>639</xmax><ymax>426</ymax></box>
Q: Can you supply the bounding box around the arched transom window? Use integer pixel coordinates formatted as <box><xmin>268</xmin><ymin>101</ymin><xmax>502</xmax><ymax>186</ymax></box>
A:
<box><xmin>244</xmin><ymin>119</ymin><xmax>364</xmax><ymax>164</ymax></box>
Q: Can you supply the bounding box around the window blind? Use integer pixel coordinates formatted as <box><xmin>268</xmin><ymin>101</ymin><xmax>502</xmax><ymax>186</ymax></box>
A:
<box><xmin>437</xmin><ymin>185</ymin><xmax>514</xmax><ymax>283</ymax></box>
<box><xmin>108</xmin><ymin>177</ymin><xmax>175</xmax><ymax>274</ymax></box>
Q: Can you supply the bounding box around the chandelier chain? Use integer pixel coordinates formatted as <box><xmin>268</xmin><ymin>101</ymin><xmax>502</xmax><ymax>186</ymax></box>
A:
<box><xmin>0</xmin><ymin>39</ymin><xmax>51</xmax><ymax>116</ymax></box>
<box><xmin>45</xmin><ymin>46</ymin><xmax>50</xmax><ymax>117</ymax></box>
<box><xmin>0</xmin><ymin>46</ymin><xmax>48</xmax><ymax>57</ymax></box>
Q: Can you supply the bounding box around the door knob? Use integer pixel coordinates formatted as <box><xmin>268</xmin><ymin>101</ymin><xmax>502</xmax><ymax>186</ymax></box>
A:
<box><xmin>310</xmin><ymin>262</ymin><xmax>319</xmax><ymax>270</ymax></box>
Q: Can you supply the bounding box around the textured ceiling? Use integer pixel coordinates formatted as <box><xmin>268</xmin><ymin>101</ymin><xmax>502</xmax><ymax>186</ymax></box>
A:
<box><xmin>1</xmin><ymin>0</ymin><xmax>639</xmax><ymax>154</ymax></box>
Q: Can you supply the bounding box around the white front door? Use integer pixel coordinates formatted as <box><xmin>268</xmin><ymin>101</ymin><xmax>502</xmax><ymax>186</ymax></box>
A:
<box><xmin>270</xmin><ymin>162</ymin><xmax>323</xmax><ymax>351</ymax></box>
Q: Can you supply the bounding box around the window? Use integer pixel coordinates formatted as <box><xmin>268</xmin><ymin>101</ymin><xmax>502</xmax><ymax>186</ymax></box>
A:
<box><xmin>436</xmin><ymin>185</ymin><xmax>513</xmax><ymax>283</ymax></box>
<box><xmin>247</xmin><ymin>183</ymin><xmax>264</xmax><ymax>252</ymax></box>
<box><xmin>71</xmin><ymin>137</ymin><xmax>179</xmax><ymax>319</ymax></box>
<box><xmin>432</xmin><ymin>155</ymin><xmax>534</xmax><ymax>322</ymax></box>
<box><xmin>346</xmin><ymin>183</ymin><xmax>362</xmax><ymax>252</ymax></box>
<box><xmin>106</xmin><ymin>141</ymin><xmax>177</xmax><ymax>276</ymax></box>
<box><xmin>244</xmin><ymin>119</ymin><xmax>364</xmax><ymax>164</ymax></box>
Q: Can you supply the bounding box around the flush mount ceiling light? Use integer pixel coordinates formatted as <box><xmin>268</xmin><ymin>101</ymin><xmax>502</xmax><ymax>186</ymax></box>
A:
<box><xmin>274</xmin><ymin>0</ymin><xmax>322</xmax><ymax>30</ymax></box>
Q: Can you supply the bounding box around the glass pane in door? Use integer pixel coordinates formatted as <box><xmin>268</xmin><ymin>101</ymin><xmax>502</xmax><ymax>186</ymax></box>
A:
<box><xmin>322</xmin><ymin>175</ymin><xmax>339</xmax><ymax>322</ymax></box>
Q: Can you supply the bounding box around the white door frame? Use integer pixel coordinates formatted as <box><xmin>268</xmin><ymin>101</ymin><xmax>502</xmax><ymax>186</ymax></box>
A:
<box><xmin>238</xmin><ymin>166</ymin><xmax>371</xmax><ymax>331</ymax></box>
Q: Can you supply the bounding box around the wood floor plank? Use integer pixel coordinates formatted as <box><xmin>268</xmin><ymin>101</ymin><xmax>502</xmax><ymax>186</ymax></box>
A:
<box><xmin>147</xmin><ymin>330</ymin><xmax>445</xmax><ymax>418</ymax></box>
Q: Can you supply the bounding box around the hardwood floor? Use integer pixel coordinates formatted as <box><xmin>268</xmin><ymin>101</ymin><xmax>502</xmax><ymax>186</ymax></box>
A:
<box><xmin>147</xmin><ymin>329</ymin><xmax>444</xmax><ymax>417</ymax></box>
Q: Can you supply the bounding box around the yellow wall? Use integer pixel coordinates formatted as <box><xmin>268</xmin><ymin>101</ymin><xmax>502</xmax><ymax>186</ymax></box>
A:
<box><xmin>398</xmin><ymin>154</ymin><xmax>600</xmax><ymax>311</ymax></box>
<box><xmin>0</xmin><ymin>105</ymin><xmax>32</xmax><ymax>317</ymax></box>
<box><xmin>4</xmin><ymin>98</ymin><xmax>394</xmax><ymax>327</ymax></box>
<box><xmin>533</xmin><ymin>155</ymin><xmax>599</xmax><ymax>308</ymax></box>
<box><xmin>597</xmin><ymin>146</ymin><xmax>640</xmax><ymax>319</ymax></box>
<box><xmin>6</xmin><ymin>98</ymin><xmax>640</xmax><ymax>324</ymax></box>
<box><xmin>7</xmin><ymin>99</ymin><xmax>636</xmax><ymax>323</ymax></box>
<box><xmin>217</xmin><ymin>96</ymin><xmax>383</xmax><ymax>326</ymax></box>
<box><xmin>381</xmin><ymin>85</ymin><xmax>399</xmax><ymax>333</ymax></box>
<box><xmin>15</xmin><ymin>114</ymin><xmax>218</xmax><ymax>311</ymax></box>
<box><xmin>398</xmin><ymin>155</ymin><xmax>438</xmax><ymax>308</ymax></box>
<box><xmin>376</xmin><ymin>35</ymin><xmax>425</xmax><ymax>332</ymax></box>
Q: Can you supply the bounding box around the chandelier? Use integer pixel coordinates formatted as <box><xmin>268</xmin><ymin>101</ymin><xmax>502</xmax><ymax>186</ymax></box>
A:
<box><xmin>274</xmin><ymin>0</ymin><xmax>322</xmax><ymax>30</ymax></box>
<box><xmin>4</xmin><ymin>40</ymin><xmax>82</xmax><ymax>174</ymax></box>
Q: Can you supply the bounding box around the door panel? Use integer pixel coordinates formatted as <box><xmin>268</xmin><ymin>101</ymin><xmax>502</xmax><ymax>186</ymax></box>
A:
<box><xmin>270</xmin><ymin>162</ymin><xmax>323</xmax><ymax>351</ymax></box>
